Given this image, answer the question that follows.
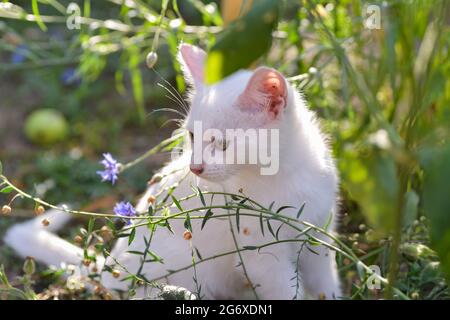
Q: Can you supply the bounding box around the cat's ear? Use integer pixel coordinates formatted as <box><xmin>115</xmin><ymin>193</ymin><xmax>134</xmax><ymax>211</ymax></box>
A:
<box><xmin>237</xmin><ymin>67</ymin><xmax>288</xmax><ymax>119</ymax></box>
<box><xmin>178</xmin><ymin>43</ymin><xmax>206</xmax><ymax>86</ymax></box>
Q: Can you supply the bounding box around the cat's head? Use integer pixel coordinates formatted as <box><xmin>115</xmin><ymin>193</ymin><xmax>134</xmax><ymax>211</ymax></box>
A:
<box><xmin>178</xmin><ymin>44</ymin><xmax>291</xmax><ymax>181</ymax></box>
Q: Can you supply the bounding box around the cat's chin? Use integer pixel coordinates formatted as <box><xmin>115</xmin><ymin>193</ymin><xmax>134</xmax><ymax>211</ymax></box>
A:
<box><xmin>194</xmin><ymin>173</ymin><xmax>230</xmax><ymax>183</ymax></box>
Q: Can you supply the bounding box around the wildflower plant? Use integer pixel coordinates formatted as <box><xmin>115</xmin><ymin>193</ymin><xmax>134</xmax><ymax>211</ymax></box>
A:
<box><xmin>96</xmin><ymin>153</ymin><xmax>121</xmax><ymax>185</ymax></box>
<box><xmin>113</xmin><ymin>201</ymin><xmax>137</xmax><ymax>225</ymax></box>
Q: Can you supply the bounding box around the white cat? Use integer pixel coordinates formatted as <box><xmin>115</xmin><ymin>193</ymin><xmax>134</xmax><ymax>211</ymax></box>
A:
<box><xmin>4</xmin><ymin>44</ymin><xmax>341</xmax><ymax>300</ymax></box>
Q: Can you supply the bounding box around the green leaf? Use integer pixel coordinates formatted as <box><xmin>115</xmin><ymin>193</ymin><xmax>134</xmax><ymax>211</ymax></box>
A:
<box><xmin>197</xmin><ymin>187</ymin><xmax>206</xmax><ymax>206</ymax></box>
<box><xmin>402</xmin><ymin>190</ymin><xmax>419</xmax><ymax>227</ymax></box>
<box><xmin>94</xmin><ymin>243</ymin><xmax>104</xmax><ymax>253</ymax></box>
<box><xmin>0</xmin><ymin>186</ymin><xmax>13</xmax><ymax>194</ymax></box>
<box><xmin>194</xmin><ymin>247</ymin><xmax>203</xmax><ymax>260</ymax></box>
<box><xmin>87</xmin><ymin>218</ymin><xmax>95</xmax><ymax>234</ymax></box>
<box><xmin>422</xmin><ymin>146</ymin><xmax>450</xmax><ymax>283</ymax></box>
<box><xmin>184</xmin><ymin>214</ymin><xmax>192</xmax><ymax>232</ymax></box>
<box><xmin>205</xmin><ymin>0</ymin><xmax>279</xmax><ymax>84</ymax></box>
<box><xmin>259</xmin><ymin>212</ymin><xmax>265</xmax><ymax>236</ymax></box>
<box><xmin>323</xmin><ymin>213</ymin><xmax>333</xmax><ymax>231</ymax></box>
<box><xmin>296</xmin><ymin>203</ymin><xmax>306</xmax><ymax>219</ymax></box>
<box><xmin>267</xmin><ymin>219</ymin><xmax>275</xmax><ymax>238</ymax></box>
<box><xmin>105</xmin><ymin>219</ymin><xmax>116</xmax><ymax>232</ymax></box>
<box><xmin>147</xmin><ymin>250</ymin><xmax>164</xmax><ymax>263</ymax></box>
<box><xmin>275</xmin><ymin>224</ymin><xmax>283</xmax><ymax>240</ymax></box>
<box><xmin>339</xmin><ymin>148</ymin><xmax>399</xmax><ymax>234</ymax></box>
<box><xmin>128</xmin><ymin>228</ymin><xmax>136</xmax><ymax>245</ymax></box>
<box><xmin>116</xmin><ymin>232</ymin><xmax>132</xmax><ymax>238</ymax></box>
<box><xmin>236</xmin><ymin>207</ymin><xmax>240</xmax><ymax>233</ymax></box>
<box><xmin>201</xmin><ymin>209</ymin><xmax>214</xmax><ymax>230</ymax></box>
<box><xmin>276</xmin><ymin>206</ymin><xmax>296</xmax><ymax>214</ymax></box>
<box><xmin>164</xmin><ymin>221</ymin><xmax>174</xmax><ymax>234</ymax></box>
<box><xmin>171</xmin><ymin>195</ymin><xmax>183</xmax><ymax>211</ymax></box>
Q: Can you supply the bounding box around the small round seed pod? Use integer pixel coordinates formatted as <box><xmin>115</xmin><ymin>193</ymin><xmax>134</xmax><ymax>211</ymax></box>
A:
<box><xmin>82</xmin><ymin>259</ymin><xmax>91</xmax><ymax>267</ymax></box>
<box><xmin>94</xmin><ymin>285</ymin><xmax>102</xmax><ymax>295</ymax></box>
<box><xmin>23</xmin><ymin>257</ymin><xmax>36</xmax><ymax>275</ymax></box>
<box><xmin>2</xmin><ymin>205</ymin><xmax>12</xmax><ymax>216</ymax></box>
<box><xmin>74</xmin><ymin>235</ymin><xmax>83</xmax><ymax>244</ymax></box>
<box><xmin>183</xmin><ymin>230</ymin><xmax>192</xmax><ymax>240</ymax></box>
<box><xmin>147</xmin><ymin>195</ymin><xmax>156</xmax><ymax>204</ymax></box>
<box><xmin>146</xmin><ymin>51</ymin><xmax>158</xmax><ymax>69</ymax></box>
<box><xmin>35</xmin><ymin>205</ymin><xmax>45</xmax><ymax>216</ymax></box>
<box><xmin>148</xmin><ymin>174</ymin><xmax>163</xmax><ymax>185</ymax></box>
<box><xmin>112</xmin><ymin>269</ymin><xmax>120</xmax><ymax>278</ymax></box>
<box><xmin>101</xmin><ymin>225</ymin><xmax>112</xmax><ymax>241</ymax></box>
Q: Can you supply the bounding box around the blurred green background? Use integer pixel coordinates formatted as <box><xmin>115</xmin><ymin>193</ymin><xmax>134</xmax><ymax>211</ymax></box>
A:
<box><xmin>0</xmin><ymin>0</ymin><xmax>449</xmax><ymax>299</ymax></box>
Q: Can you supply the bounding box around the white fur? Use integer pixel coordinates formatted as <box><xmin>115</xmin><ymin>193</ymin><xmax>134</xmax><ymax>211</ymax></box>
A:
<box><xmin>4</xmin><ymin>44</ymin><xmax>341</xmax><ymax>300</ymax></box>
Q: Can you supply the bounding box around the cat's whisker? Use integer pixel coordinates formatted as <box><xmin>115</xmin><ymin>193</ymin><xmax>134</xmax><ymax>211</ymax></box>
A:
<box><xmin>159</xmin><ymin>118</ymin><xmax>184</xmax><ymax>128</ymax></box>
<box><xmin>153</xmin><ymin>68</ymin><xmax>190</xmax><ymax>110</ymax></box>
<box><xmin>162</xmin><ymin>94</ymin><xmax>189</xmax><ymax>117</ymax></box>
<box><xmin>158</xmin><ymin>83</ymin><xmax>187</xmax><ymax>109</ymax></box>
<box><xmin>157</xmin><ymin>82</ymin><xmax>189</xmax><ymax>114</ymax></box>
<box><xmin>151</xmin><ymin>108</ymin><xmax>185</xmax><ymax>118</ymax></box>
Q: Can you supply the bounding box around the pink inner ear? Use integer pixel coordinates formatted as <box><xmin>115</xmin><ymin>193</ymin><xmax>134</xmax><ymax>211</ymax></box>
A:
<box><xmin>180</xmin><ymin>44</ymin><xmax>206</xmax><ymax>83</ymax></box>
<box><xmin>238</xmin><ymin>68</ymin><xmax>287</xmax><ymax>118</ymax></box>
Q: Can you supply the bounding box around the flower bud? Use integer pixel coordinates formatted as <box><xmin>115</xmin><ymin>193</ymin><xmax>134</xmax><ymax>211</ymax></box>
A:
<box><xmin>94</xmin><ymin>285</ymin><xmax>102</xmax><ymax>295</ymax></box>
<box><xmin>147</xmin><ymin>195</ymin><xmax>156</xmax><ymax>204</ymax></box>
<box><xmin>74</xmin><ymin>235</ymin><xmax>83</xmax><ymax>244</ymax></box>
<box><xmin>83</xmin><ymin>259</ymin><xmax>91</xmax><ymax>267</ymax></box>
<box><xmin>146</xmin><ymin>51</ymin><xmax>158</xmax><ymax>69</ymax></box>
<box><xmin>2</xmin><ymin>205</ymin><xmax>11</xmax><ymax>216</ymax></box>
<box><xmin>112</xmin><ymin>269</ymin><xmax>120</xmax><ymax>278</ymax></box>
<box><xmin>35</xmin><ymin>205</ymin><xmax>45</xmax><ymax>216</ymax></box>
<box><xmin>148</xmin><ymin>174</ymin><xmax>163</xmax><ymax>185</ymax></box>
<box><xmin>101</xmin><ymin>225</ymin><xmax>112</xmax><ymax>241</ymax></box>
<box><xmin>23</xmin><ymin>256</ymin><xmax>36</xmax><ymax>275</ymax></box>
<box><xmin>183</xmin><ymin>230</ymin><xmax>192</xmax><ymax>240</ymax></box>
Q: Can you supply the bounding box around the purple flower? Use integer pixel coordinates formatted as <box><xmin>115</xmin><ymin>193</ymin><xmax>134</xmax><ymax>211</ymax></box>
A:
<box><xmin>113</xmin><ymin>201</ymin><xmax>136</xmax><ymax>225</ymax></box>
<box><xmin>11</xmin><ymin>44</ymin><xmax>28</xmax><ymax>64</ymax></box>
<box><xmin>61</xmin><ymin>68</ymin><xmax>82</xmax><ymax>86</ymax></box>
<box><xmin>96</xmin><ymin>153</ymin><xmax>120</xmax><ymax>184</ymax></box>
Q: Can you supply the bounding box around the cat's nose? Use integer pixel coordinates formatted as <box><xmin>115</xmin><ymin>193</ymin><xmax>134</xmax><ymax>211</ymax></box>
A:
<box><xmin>190</xmin><ymin>164</ymin><xmax>204</xmax><ymax>176</ymax></box>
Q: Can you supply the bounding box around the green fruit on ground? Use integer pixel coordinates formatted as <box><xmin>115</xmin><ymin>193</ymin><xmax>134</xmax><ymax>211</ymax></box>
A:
<box><xmin>24</xmin><ymin>109</ymin><xmax>69</xmax><ymax>145</ymax></box>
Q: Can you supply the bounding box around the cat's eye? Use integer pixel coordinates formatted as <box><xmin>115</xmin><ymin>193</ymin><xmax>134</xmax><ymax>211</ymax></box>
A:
<box><xmin>215</xmin><ymin>138</ymin><xmax>228</xmax><ymax>151</ymax></box>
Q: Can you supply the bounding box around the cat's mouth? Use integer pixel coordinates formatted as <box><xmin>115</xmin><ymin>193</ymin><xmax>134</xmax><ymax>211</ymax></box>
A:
<box><xmin>192</xmin><ymin>170</ymin><xmax>230</xmax><ymax>182</ymax></box>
